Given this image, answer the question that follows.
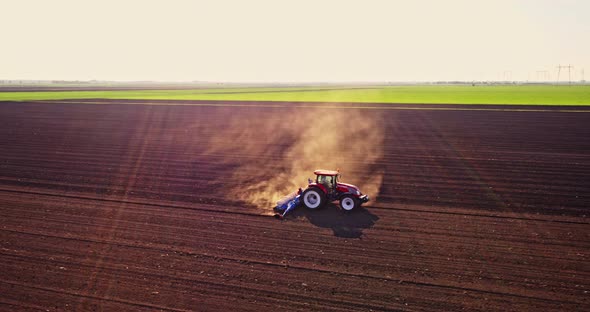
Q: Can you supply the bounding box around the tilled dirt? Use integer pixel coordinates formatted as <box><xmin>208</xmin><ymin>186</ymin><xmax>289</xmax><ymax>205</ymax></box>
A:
<box><xmin>0</xmin><ymin>99</ymin><xmax>589</xmax><ymax>311</ymax></box>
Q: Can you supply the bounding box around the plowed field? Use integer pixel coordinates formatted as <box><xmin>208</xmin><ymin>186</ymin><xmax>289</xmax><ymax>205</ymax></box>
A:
<box><xmin>1</xmin><ymin>99</ymin><xmax>589</xmax><ymax>311</ymax></box>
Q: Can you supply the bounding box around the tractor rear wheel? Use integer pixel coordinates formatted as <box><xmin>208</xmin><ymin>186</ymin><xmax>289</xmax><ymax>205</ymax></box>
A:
<box><xmin>302</xmin><ymin>188</ymin><xmax>326</xmax><ymax>209</ymax></box>
<box><xmin>340</xmin><ymin>195</ymin><xmax>359</xmax><ymax>211</ymax></box>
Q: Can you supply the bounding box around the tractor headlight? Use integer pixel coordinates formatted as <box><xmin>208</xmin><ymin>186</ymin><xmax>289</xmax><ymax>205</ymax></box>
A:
<box><xmin>355</xmin><ymin>189</ymin><xmax>361</xmax><ymax>195</ymax></box>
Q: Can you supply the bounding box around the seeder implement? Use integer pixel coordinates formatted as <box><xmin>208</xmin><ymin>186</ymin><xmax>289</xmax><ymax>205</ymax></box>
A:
<box><xmin>274</xmin><ymin>189</ymin><xmax>302</xmax><ymax>219</ymax></box>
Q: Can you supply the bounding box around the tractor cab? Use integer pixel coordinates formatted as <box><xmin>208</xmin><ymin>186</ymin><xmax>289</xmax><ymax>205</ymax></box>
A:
<box><xmin>314</xmin><ymin>169</ymin><xmax>339</xmax><ymax>194</ymax></box>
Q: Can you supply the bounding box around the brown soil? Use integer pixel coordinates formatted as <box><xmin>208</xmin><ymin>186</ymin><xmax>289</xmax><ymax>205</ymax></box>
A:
<box><xmin>0</xmin><ymin>100</ymin><xmax>588</xmax><ymax>311</ymax></box>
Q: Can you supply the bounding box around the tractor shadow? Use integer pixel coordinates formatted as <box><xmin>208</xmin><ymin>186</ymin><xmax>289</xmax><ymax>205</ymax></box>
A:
<box><xmin>290</xmin><ymin>204</ymin><xmax>379</xmax><ymax>238</ymax></box>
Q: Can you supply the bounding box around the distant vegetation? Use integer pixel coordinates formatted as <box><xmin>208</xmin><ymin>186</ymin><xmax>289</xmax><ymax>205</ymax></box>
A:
<box><xmin>1</xmin><ymin>85</ymin><xmax>589</xmax><ymax>105</ymax></box>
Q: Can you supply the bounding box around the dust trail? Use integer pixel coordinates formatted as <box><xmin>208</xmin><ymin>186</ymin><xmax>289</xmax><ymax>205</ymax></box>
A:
<box><xmin>206</xmin><ymin>106</ymin><xmax>384</xmax><ymax>210</ymax></box>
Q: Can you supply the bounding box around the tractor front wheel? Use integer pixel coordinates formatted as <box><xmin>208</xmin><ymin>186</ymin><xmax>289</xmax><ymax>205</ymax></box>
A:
<box><xmin>302</xmin><ymin>188</ymin><xmax>325</xmax><ymax>209</ymax></box>
<box><xmin>340</xmin><ymin>195</ymin><xmax>359</xmax><ymax>211</ymax></box>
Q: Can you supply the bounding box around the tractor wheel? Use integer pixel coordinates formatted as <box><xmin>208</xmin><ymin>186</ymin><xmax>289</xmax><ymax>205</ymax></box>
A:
<box><xmin>302</xmin><ymin>188</ymin><xmax>326</xmax><ymax>209</ymax></box>
<box><xmin>340</xmin><ymin>195</ymin><xmax>359</xmax><ymax>211</ymax></box>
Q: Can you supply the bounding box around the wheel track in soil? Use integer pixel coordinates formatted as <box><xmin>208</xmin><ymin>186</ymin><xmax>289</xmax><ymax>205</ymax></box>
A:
<box><xmin>1</xmin><ymin>201</ymin><xmax>586</xmax><ymax>309</ymax></box>
<box><xmin>2</xmin><ymin>186</ymin><xmax>588</xmax><ymax>308</ymax></box>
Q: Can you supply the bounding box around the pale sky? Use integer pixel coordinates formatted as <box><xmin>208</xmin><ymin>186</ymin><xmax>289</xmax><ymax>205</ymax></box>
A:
<box><xmin>1</xmin><ymin>0</ymin><xmax>588</xmax><ymax>82</ymax></box>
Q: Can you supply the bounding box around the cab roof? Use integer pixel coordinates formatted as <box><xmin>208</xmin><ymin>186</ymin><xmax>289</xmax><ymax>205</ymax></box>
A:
<box><xmin>314</xmin><ymin>169</ymin><xmax>339</xmax><ymax>176</ymax></box>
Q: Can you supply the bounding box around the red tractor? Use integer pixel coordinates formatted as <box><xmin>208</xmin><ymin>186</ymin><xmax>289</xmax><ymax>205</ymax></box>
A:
<box><xmin>302</xmin><ymin>169</ymin><xmax>369</xmax><ymax>211</ymax></box>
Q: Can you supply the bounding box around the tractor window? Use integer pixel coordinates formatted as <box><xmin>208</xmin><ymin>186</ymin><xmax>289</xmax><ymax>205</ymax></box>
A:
<box><xmin>318</xmin><ymin>175</ymin><xmax>334</xmax><ymax>189</ymax></box>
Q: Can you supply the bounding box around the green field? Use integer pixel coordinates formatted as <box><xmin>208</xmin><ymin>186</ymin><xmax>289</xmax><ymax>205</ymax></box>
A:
<box><xmin>1</xmin><ymin>85</ymin><xmax>589</xmax><ymax>105</ymax></box>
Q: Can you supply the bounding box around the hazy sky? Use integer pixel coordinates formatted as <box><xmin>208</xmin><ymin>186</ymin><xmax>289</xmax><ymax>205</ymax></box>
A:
<box><xmin>2</xmin><ymin>0</ymin><xmax>588</xmax><ymax>82</ymax></box>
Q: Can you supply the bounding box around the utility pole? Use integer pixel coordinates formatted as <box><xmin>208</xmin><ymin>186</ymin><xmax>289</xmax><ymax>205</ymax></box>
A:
<box><xmin>556</xmin><ymin>64</ymin><xmax>574</xmax><ymax>84</ymax></box>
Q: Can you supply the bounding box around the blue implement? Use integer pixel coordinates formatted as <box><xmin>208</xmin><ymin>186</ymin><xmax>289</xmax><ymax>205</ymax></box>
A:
<box><xmin>276</xmin><ymin>191</ymin><xmax>297</xmax><ymax>211</ymax></box>
<box><xmin>282</xmin><ymin>195</ymin><xmax>300</xmax><ymax>216</ymax></box>
<box><xmin>274</xmin><ymin>189</ymin><xmax>303</xmax><ymax>219</ymax></box>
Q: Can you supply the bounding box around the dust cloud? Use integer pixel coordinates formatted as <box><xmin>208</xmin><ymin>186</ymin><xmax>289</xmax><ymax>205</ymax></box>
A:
<box><xmin>206</xmin><ymin>107</ymin><xmax>384</xmax><ymax>211</ymax></box>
